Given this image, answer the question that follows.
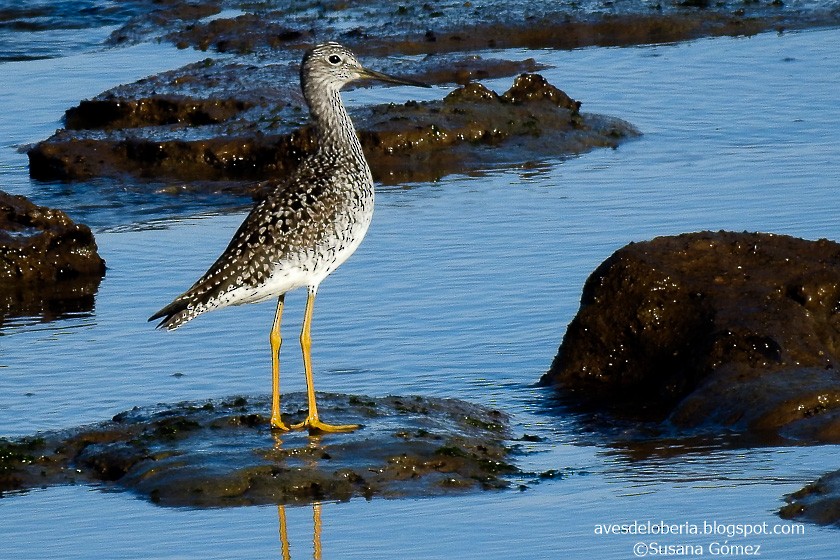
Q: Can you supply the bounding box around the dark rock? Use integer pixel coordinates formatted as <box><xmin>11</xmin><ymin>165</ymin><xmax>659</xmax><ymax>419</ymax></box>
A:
<box><xmin>28</xmin><ymin>74</ymin><xmax>638</xmax><ymax>188</ymax></box>
<box><xmin>106</xmin><ymin>1</ymin><xmax>223</xmax><ymax>47</ymax></box>
<box><xmin>164</xmin><ymin>13</ymin><xmax>311</xmax><ymax>54</ymax></box>
<box><xmin>444</xmin><ymin>57</ymin><xmax>547</xmax><ymax>86</ymax></box>
<box><xmin>64</xmin><ymin>96</ymin><xmax>253</xmax><ymax>130</ymax></box>
<box><xmin>0</xmin><ymin>191</ymin><xmax>105</xmax><ymax>326</ymax></box>
<box><xmin>0</xmin><ymin>191</ymin><xmax>105</xmax><ymax>283</ymax></box>
<box><xmin>0</xmin><ymin>393</ymin><xmax>516</xmax><ymax>507</ymax></box>
<box><xmin>0</xmin><ymin>436</ymin><xmax>45</xmax><ymax>493</ymax></box>
<box><xmin>29</xmin><ymin>131</ymin><xmax>316</xmax><ymax>184</ymax></box>
<box><xmin>781</xmin><ymin>469</ymin><xmax>840</xmax><ymax>526</ymax></box>
<box><xmin>106</xmin><ymin>0</ymin><xmax>840</xmax><ymax>56</ymax></box>
<box><xmin>444</xmin><ymin>82</ymin><xmax>501</xmax><ymax>103</ymax></box>
<box><xmin>501</xmin><ymin>73</ymin><xmax>581</xmax><ymax>114</ymax></box>
<box><xmin>541</xmin><ymin>231</ymin><xmax>840</xmax><ymax>444</ymax></box>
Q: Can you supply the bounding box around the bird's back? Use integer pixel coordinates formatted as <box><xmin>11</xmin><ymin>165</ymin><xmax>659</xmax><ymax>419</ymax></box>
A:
<box><xmin>150</xmin><ymin>148</ymin><xmax>373</xmax><ymax>330</ymax></box>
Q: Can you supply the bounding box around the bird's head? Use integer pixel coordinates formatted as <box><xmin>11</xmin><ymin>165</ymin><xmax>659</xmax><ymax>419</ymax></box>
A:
<box><xmin>301</xmin><ymin>42</ymin><xmax>430</xmax><ymax>94</ymax></box>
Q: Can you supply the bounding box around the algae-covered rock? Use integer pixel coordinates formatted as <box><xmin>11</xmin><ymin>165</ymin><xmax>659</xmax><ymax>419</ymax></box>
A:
<box><xmin>107</xmin><ymin>0</ymin><xmax>840</xmax><ymax>56</ymax></box>
<box><xmin>0</xmin><ymin>191</ymin><xmax>105</xmax><ymax>325</ymax></box>
<box><xmin>28</xmin><ymin>73</ymin><xmax>638</xmax><ymax>189</ymax></box>
<box><xmin>781</xmin><ymin>469</ymin><xmax>840</xmax><ymax>527</ymax></box>
<box><xmin>541</xmin><ymin>231</ymin><xmax>840</xmax><ymax>444</ymax></box>
<box><xmin>0</xmin><ymin>191</ymin><xmax>105</xmax><ymax>283</ymax></box>
<box><xmin>0</xmin><ymin>393</ymin><xmax>515</xmax><ymax>507</ymax></box>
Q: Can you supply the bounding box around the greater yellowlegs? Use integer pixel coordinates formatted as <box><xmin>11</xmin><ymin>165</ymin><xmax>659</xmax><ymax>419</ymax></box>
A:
<box><xmin>150</xmin><ymin>43</ymin><xmax>429</xmax><ymax>433</ymax></box>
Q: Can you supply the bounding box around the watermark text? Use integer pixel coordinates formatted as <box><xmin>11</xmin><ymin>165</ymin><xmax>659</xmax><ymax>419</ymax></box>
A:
<box><xmin>594</xmin><ymin>519</ymin><xmax>805</xmax><ymax>557</ymax></box>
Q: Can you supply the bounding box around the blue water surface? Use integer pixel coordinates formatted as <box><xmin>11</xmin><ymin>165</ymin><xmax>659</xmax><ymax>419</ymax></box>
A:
<box><xmin>1</xmin><ymin>22</ymin><xmax>839</xmax><ymax>560</ymax></box>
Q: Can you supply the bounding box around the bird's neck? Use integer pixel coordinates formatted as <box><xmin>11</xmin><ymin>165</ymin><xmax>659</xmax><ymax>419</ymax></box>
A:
<box><xmin>306</xmin><ymin>86</ymin><xmax>366</xmax><ymax>163</ymax></box>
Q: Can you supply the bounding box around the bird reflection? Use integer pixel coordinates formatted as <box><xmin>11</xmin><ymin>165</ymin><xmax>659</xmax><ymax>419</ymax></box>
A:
<box><xmin>277</xmin><ymin>503</ymin><xmax>323</xmax><ymax>560</ymax></box>
<box><xmin>273</xmin><ymin>433</ymin><xmax>324</xmax><ymax>559</ymax></box>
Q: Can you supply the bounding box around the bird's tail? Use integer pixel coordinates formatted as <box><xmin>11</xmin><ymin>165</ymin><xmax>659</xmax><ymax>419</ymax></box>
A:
<box><xmin>149</xmin><ymin>297</ymin><xmax>198</xmax><ymax>330</ymax></box>
<box><xmin>148</xmin><ymin>284</ymin><xmax>218</xmax><ymax>330</ymax></box>
<box><xmin>149</xmin><ymin>221</ymin><xmax>253</xmax><ymax>330</ymax></box>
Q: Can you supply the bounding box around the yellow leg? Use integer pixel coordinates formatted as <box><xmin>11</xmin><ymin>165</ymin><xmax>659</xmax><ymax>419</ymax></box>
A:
<box><xmin>313</xmin><ymin>503</ymin><xmax>323</xmax><ymax>560</ymax></box>
<box><xmin>277</xmin><ymin>505</ymin><xmax>291</xmax><ymax>560</ymax></box>
<box><xmin>291</xmin><ymin>286</ymin><xmax>359</xmax><ymax>433</ymax></box>
<box><xmin>270</xmin><ymin>295</ymin><xmax>290</xmax><ymax>431</ymax></box>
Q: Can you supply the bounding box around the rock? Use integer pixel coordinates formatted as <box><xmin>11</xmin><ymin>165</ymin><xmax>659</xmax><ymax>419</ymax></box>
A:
<box><xmin>0</xmin><ymin>393</ymin><xmax>516</xmax><ymax>507</ymax></box>
<box><xmin>0</xmin><ymin>191</ymin><xmax>105</xmax><ymax>325</ymax></box>
<box><xmin>0</xmin><ymin>191</ymin><xmax>105</xmax><ymax>283</ymax></box>
<box><xmin>29</xmin><ymin>74</ymin><xmax>639</xmax><ymax>188</ymax></box>
<box><xmin>64</xmin><ymin>96</ymin><xmax>253</xmax><ymax>130</ymax></box>
<box><xmin>107</xmin><ymin>0</ymin><xmax>840</xmax><ymax>56</ymax></box>
<box><xmin>540</xmin><ymin>231</ymin><xmax>840</xmax><ymax>444</ymax></box>
<box><xmin>500</xmin><ymin>73</ymin><xmax>580</xmax><ymax>113</ymax></box>
<box><xmin>28</xmin><ymin>74</ymin><xmax>638</xmax><ymax>189</ymax></box>
<box><xmin>781</xmin><ymin>469</ymin><xmax>840</xmax><ymax>527</ymax></box>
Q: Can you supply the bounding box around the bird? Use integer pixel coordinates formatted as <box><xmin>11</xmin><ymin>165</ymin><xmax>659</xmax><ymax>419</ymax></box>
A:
<box><xmin>149</xmin><ymin>42</ymin><xmax>430</xmax><ymax>433</ymax></box>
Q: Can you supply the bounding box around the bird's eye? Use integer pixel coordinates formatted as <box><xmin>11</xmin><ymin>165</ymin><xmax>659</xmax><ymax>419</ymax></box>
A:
<box><xmin>327</xmin><ymin>54</ymin><xmax>342</xmax><ymax>65</ymax></box>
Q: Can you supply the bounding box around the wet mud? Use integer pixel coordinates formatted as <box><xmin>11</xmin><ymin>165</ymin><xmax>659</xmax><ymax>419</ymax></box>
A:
<box><xmin>0</xmin><ymin>394</ymin><xmax>518</xmax><ymax>507</ymax></box>
<box><xmin>0</xmin><ymin>191</ymin><xmax>105</xmax><ymax>326</ymax></box>
<box><xmin>541</xmin><ymin>231</ymin><xmax>840</xmax><ymax>446</ymax></box>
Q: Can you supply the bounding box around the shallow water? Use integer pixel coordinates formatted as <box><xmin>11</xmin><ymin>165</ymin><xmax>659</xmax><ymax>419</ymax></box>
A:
<box><xmin>0</xmin><ymin>0</ymin><xmax>145</xmax><ymax>61</ymax></box>
<box><xmin>2</xmin><ymin>25</ymin><xmax>840</xmax><ymax>559</ymax></box>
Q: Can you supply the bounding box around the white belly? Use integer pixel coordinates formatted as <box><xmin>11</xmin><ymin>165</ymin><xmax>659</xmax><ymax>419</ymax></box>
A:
<box><xmin>227</xmin><ymin>203</ymin><xmax>372</xmax><ymax>306</ymax></box>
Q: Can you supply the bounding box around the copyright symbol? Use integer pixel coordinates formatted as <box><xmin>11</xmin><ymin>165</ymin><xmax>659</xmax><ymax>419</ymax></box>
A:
<box><xmin>633</xmin><ymin>542</ymin><xmax>648</xmax><ymax>557</ymax></box>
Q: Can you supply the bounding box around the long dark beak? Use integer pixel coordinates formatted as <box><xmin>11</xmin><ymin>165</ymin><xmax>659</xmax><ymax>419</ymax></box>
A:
<box><xmin>358</xmin><ymin>67</ymin><xmax>431</xmax><ymax>88</ymax></box>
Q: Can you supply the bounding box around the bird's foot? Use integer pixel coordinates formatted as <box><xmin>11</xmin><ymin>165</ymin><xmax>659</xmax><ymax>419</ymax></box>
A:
<box><xmin>270</xmin><ymin>416</ymin><xmax>291</xmax><ymax>432</ymax></box>
<box><xmin>291</xmin><ymin>416</ymin><xmax>359</xmax><ymax>434</ymax></box>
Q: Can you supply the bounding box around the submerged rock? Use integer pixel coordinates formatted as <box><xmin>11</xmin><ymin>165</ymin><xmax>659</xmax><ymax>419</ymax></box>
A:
<box><xmin>0</xmin><ymin>393</ymin><xmax>515</xmax><ymax>507</ymax></box>
<box><xmin>0</xmin><ymin>191</ymin><xmax>105</xmax><ymax>325</ymax></box>
<box><xmin>28</xmin><ymin>73</ymin><xmax>638</xmax><ymax>189</ymax></box>
<box><xmin>781</xmin><ymin>469</ymin><xmax>840</xmax><ymax>527</ymax></box>
<box><xmin>541</xmin><ymin>231</ymin><xmax>840</xmax><ymax>444</ymax></box>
